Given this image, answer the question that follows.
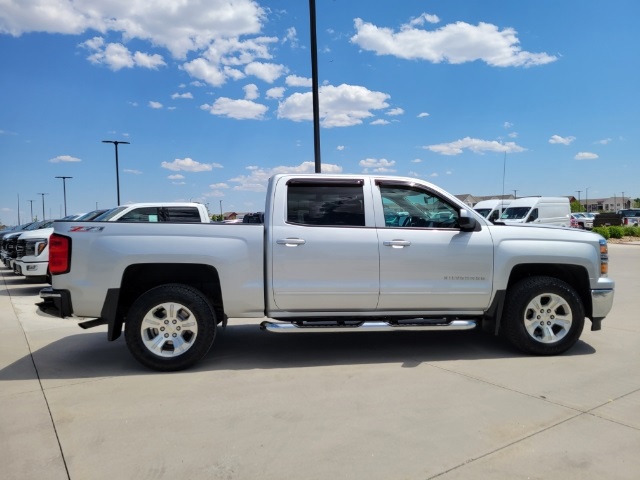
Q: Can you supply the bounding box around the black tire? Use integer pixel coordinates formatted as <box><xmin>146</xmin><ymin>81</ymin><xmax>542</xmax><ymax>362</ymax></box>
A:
<box><xmin>502</xmin><ymin>276</ymin><xmax>585</xmax><ymax>355</ymax></box>
<box><xmin>124</xmin><ymin>284</ymin><xmax>217</xmax><ymax>371</ymax></box>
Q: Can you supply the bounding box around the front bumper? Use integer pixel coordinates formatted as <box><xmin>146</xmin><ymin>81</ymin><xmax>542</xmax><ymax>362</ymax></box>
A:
<box><xmin>38</xmin><ymin>287</ymin><xmax>73</xmax><ymax>318</ymax></box>
<box><xmin>590</xmin><ymin>287</ymin><xmax>615</xmax><ymax>330</ymax></box>
<box><xmin>15</xmin><ymin>260</ymin><xmax>48</xmax><ymax>277</ymax></box>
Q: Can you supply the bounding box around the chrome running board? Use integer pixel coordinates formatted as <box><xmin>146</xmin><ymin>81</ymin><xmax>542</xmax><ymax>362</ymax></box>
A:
<box><xmin>260</xmin><ymin>319</ymin><xmax>477</xmax><ymax>334</ymax></box>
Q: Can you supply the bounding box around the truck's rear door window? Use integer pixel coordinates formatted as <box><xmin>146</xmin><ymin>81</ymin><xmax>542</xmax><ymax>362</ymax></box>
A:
<box><xmin>287</xmin><ymin>183</ymin><xmax>365</xmax><ymax>227</ymax></box>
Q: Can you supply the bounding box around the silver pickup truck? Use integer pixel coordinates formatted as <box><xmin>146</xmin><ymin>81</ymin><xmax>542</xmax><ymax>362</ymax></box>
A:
<box><xmin>39</xmin><ymin>174</ymin><xmax>615</xmax><ymax>371</ymax></box>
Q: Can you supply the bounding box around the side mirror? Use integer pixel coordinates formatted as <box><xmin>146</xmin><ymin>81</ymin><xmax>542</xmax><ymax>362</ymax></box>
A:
<box><xmin>459</xmin><ymin>209</ymin><xmax>480</xmax><ymax>232</ymax></box>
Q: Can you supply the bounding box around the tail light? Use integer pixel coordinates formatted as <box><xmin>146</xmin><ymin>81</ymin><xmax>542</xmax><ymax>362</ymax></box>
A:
<box><xmin>49</xmin><ymin>233</ymin><xmax>71</xmax><ymax>275</ymax></box>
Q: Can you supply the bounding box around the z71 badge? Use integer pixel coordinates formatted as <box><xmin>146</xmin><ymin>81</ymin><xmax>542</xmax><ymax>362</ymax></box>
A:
<box><xmin>68</xmin><ymin>226</ymin><xmax>105</xmax><ymax>232</ymax></box>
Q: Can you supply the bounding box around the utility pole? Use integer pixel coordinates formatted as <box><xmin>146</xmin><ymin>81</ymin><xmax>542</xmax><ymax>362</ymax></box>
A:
<box><xmin>28</xmin><ymin>199</ymin><xmax>34</xmax><ymax>221</ymax></box>
<box><xmin>102</xmin><ymin>140</ymin><xmax>130</xmax><ymax>205</ymax></box>
<box><xmin>55</xmin><ymin>176</ymin><xmax>73</xmax><ymax>216</ymax></box>
<box><xmin>309</xmin><ymin>0</ymin><xmax>321</xmax><ymax>173</ymax></box>
<box><xmin>37</xmin><ymin>193</ymin><xmax>48</xmax><ymax>220</ymax></box>
<box><xmin>219</xmin><ymin>200</ymin><xmax>223</xmax><ymax>220</ymax></box>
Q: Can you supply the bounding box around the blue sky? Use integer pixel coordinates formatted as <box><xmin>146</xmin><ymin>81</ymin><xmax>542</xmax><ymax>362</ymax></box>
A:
<box><xmin>1</xmin><ymin>0</ymin><xmax>638</xmax><ymax>224</ymax></box>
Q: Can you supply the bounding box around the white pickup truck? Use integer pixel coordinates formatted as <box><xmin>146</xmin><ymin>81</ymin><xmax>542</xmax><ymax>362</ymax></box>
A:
<box><xmin>39</xmin><ymin>174</ymin><xmax>615</xmax><ymax>371</ymax></box>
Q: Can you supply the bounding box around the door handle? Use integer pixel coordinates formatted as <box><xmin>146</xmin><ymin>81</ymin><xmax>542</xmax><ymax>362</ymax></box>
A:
<box><xmin>383</xmin><ymin>240</ymin><xmax>411</xmax><ymax>248</ymax></box>
<box><xmin>276</xmin><ymin>238</ymin><xmax>306</xmax><ymax>247</ymax></box>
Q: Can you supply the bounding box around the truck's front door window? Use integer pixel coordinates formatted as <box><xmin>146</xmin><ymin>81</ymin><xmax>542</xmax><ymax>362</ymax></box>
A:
<box><xmin>379</xmin><ymin>185</ymin><xmax>459</xmax><ymax>229</ymax></box>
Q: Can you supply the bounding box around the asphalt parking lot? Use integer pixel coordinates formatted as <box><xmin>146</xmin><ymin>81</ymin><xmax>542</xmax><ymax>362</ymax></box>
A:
<box><xmin>1</xmin><ymin>244</ymin><xmax>639</xmax><ymax>480</ymax></box>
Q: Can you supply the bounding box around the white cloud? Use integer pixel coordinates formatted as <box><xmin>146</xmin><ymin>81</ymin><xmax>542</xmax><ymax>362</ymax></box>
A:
<box><xmin>4</xmin><ymin>1</ymin><xmax>266</xmax><ymax>58</ymax></box>
<box><xmin>503</xmin><ymin>121</ymin><xmax>513</xmax><ymax>128</ymax></box>
<box><xmin>549</xmin><ymin>134</ymin><xmax>575</xmax><ymax>145</ymax></box>
<box><xmin>161</xmin><ymin>158</ymin><xmax>222</xmax><ymax>172</ymax></box>
<box><xmin>337</xmin><ymin>145</ymin><xmax>345</xmax><ymax>151</ymax></box>
<box><xmin>171</xmin><ymin>92</ymin><xmax>193</xmax><ymax>100</ymax></box>
<box><xmin>575</xmin><ymin>152</ymin><xmax>599</xmax><ymax>160</ymax></box>
<box><xmin>351</xmin><ymin>17</ymin><xmax>557</xmax><ymax>67</ymax></box>
<box><xmin>266</xmin><ymin>87</ymin><xmax>285</xmax><ymax>99</ymax></box>
<box><xmin>230</xmin><ymin>162</ymin><xmax>342</xmax><ymax>191</ymax></box>
<box><xmin>244</xmin><ymin>62</ymin><xmax>287</xmax><ymax>83</ymax></box>
<box><xmin>243</xmin><ymin>83</ymin><xmax>259</xmax><ymax>100</ymax></box>
<box><xmin>408</xmin><ymin>13</ymin><xmax>441</xmax><ymax>27</ymax></box>
<box><xmin>82</xmin><ymin>38</ymin><xmax>165</xmax><ymax>71</ymax></box>
<box><xmin>417</xmin><ymin>112</ymin><xmax>430</xmax><ymax>118</ymax></box>
<box><xmin>386</xmin><ymin>107</ymin><xmax>404</xmax><ymax>116</ymax></box>
<box><xmin>149</xmin><ymin>101</ymin><xmax>163</xmax><ymax>109</ymax></box>
<box><xmin>286</xmin><ymin>75</ymin><xmax>312</xmax><ymax>87</ymax></box>
<box><xmin>123</xmin><ymin>169</ymin><xmax>142</xmax><ymax>174</ymax></box>
<box><xmin>277</xmin><ymin>83</ymin><xmax>390</xmax><ymax>128</ymax></box>
<box><xmin>209</xmin><ymin>183</ymin><xmax>229</xmax><ymax>189</ymax></box>
<box><xmin>411</xmin><ymin>158</ymin><xmax>422</xmax><ymax>163</ymax></box>
<box><xmin>424</xmin><ymin>137</ymin><xmax>526</xmax><ymax>155</ymax></box>
<box><xmin>167</xmin><ymin>174</ymin><xmax>185</xmax><ymax>180</ymax></box>
<box><xmin>595</xmin><ymin>138</ymin><xmax>612</xmax><ymax>145</ymax></box>
<box><xmin>49</xmin><ymin>155</ymin><xmax>80</xmax><ymax>163</ymax></box>
<box><xmin>508</xmin><ymin>132</ymin><xmax>518</xmax><ymax>138</ymax></box>
<box><xmin>370</xmin><ymin>119</ymin><xmax>390</xmax><ymax>125</ymax></box>
<box><xmin>359</xmin><ymin>158</ymin><xmax>396</xmax><ymax>173</ymax></box>
<box><xmin>182</xmin><ymin>58</ymin><xmax>226</xmax><ymax>87</ymax></box>
<box><xmin>283</xmin><ymin>27</ymin><xmax>298</xmax><ymax>47</ymax></box>
<box><xmin>201</xmin><ymin>97</ymin><xmax>268</xmax><ymax>120</ymax></box>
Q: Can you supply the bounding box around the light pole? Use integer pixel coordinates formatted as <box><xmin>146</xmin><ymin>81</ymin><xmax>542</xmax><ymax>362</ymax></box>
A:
<box><xmin>37</xmin><ymin>193</ymin><xmax>48</xmax><ymax>220</ymax></box>
<box><xmin>28</xmin><ymin>199</ymin><xmax>34</xmax><ymax>221</ymax></box>
<box><xmin>585</xmin><ymin>187</ymin><xmax>589</xmax><ymax>212</ymax></box>
<box><xmin>512</xmin><ymin>190</ymin><xmax>518</xmax><ymax>199</ymax></box>
<box><xmin>575</xmin><ymin>190</ymin><xmax>581</xmax><ymax>207</ymax></box>
<box><xmin>55</xmin><ymin>176</ymin><xmax>73</xmax><ymax>216</ymax></box>
<box><xmin>102</xmin><ymin>140</ymin><xmax>130</xmax><ymax>205</ymax></box>
<box><xmin>309</xmin><ymin>0</ymin><xmax>321</xmax><ymax>173</ymax></box>
<box><xmin>219</xmin><ymin>200</ymin><xmax>223</xmax><ymax>220</ymax></box>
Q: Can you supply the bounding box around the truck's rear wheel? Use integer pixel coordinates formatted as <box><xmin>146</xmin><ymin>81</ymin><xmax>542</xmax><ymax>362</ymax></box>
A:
<box><xmin>124</xmin><ymin>284</ymin><xmax>216</xmax><ymax>371</ymax></box>
<box><xmin>503</xmin><ymin>276</ymin><xmax>584</xmax><ymax>355</ymax></box>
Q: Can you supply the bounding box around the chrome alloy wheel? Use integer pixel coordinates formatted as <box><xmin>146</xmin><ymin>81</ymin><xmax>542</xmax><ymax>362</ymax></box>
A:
<box><xmin>140</xmin><ymin>302</ymin><xmax>199</xmax><ymax>357</ymax></box>
<box><xmin>523</xmin><ymin>293</ymin><xmax>573</xmax><ymax>344</ymax></box>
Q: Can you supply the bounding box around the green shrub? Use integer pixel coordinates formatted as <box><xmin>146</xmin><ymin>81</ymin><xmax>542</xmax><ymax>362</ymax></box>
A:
<box><xmin>623</xmin><ymin>226</ymin><xmax>640</xmax><ymax>237</ymax></box>
<box><xmin>609</xmin><ymin>226</ymin><xmax>624</xmax><ymax>239</ymax></box>
<box><xmin>592</xmin><ymin>227</ymin><xmax>610</xmax><ymax>239</ymax></box>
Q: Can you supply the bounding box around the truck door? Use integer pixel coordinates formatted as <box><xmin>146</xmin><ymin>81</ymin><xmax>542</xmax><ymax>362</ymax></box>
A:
<box><xmin>269</xmin><ymin>178</ymin><xmax>380</xmax><ymax>312</ymax></box>
<box><xmin>374</xmin><ymin>180</ymin><xmax>494</xmax><ymax>312</ymax></box>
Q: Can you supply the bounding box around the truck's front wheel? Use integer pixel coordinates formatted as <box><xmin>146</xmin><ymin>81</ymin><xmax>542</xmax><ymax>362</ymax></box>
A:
<box><xmin>503</xmin><ymin>276</ymin><xmax>585</xmax><ymax>355</ymax></box>
<box><xmin>124</xmin><ymin>284</ymin><xmax>217</xmax><ymax>371</ymax></box>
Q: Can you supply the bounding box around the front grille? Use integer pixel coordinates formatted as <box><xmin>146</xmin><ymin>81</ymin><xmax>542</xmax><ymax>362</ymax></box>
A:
<box><xmin>6</xmin><ymin>237</ymin><xmax>18</xmax><ymax>257</ymax></box>
<box><xmin>15</xmin><ymin>239</ymin><xmax>26</xmax><ymax>259</ymax></box>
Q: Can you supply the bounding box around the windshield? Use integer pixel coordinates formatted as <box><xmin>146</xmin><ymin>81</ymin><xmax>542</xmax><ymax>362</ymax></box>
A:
<box><xmin>501</xmin><ymin>207</ymin><xmax>530</xmax><ymax>220</ymax></box>
<box><xmin>474</xmin><ymin>208</ymin><xmax>491</xmax><ymax>218</ymax></box>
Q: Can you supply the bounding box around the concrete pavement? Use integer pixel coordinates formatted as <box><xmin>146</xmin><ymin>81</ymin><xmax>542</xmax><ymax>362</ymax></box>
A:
<box><xmin>1</xmin><ymin>244</ymin><xmax>639</xmax><ymax>479</ymax></box>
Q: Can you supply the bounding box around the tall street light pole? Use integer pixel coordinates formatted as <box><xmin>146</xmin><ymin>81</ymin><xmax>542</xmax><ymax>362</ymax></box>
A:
<box><xmin>309</xmin><ymin>0</ymin><xmax>321</xmax><ymax>173</ymax></box>
<box><xmin>102</xmin><ymin>140</ymin><xmax>130</xmax><ymax>205</ymax></box>
<box><xmin>28</xmin><ymin>199</ymin><xmax>34</xmax><ymax>221</ymax></box>
<box><xmin>37</xmin><ymin>193</ymin><xmax>48</xmax><ymax>220</ymax></box>
<box><xmin>55</xmin><ymin>176</ymin><xmax>73</xmax><ymax>216</ymax></box>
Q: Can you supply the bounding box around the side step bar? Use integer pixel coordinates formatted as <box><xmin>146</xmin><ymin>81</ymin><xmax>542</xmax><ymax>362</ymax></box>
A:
<box><xmin>260</xmin><ymin>319</ymin><xmax>477</xmax><ymax>334</ymax></box>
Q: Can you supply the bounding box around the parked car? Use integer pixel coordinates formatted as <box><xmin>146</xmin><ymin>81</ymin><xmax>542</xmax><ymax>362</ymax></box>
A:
<box><xmin>2</xmin><ymin>220</ymin><xmax>53</xmax><ymax>269</ymax></box>
<box><xmin>617</xmin><ymin>208</ymin><xmax>640</xmax><ymax>226</ymax></box>
<box><xmin>570</xmin><ymin>213</ymin><xmax>593</xmax><ymax>230</ymax></box>
<box><xmin>93</xmin><ymin>203</ymin><xmax>210</xmax><ymax>223</ymax></box>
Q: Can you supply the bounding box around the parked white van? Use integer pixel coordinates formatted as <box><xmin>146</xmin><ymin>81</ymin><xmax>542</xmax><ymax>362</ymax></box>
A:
<box><xmin>500</xmin><ymin>197</ymin><xmax>571</xmax><ymax>227</ymax></box>
<box><xmin>473</xmin><ymin>199</ymin><xmax>511</xmax><ymax>223</ymax></box>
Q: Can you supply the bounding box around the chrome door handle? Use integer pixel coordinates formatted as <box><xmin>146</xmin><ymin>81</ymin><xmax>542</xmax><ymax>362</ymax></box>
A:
<box><xmin>383</xmin><ymin>240</ymin><xmax>411</xmax><ymax>248</ymax></box>
<box><xmin>276</xmin><ymin>238</ymin><xmax>306</xmax><ymax>246</ymax></box>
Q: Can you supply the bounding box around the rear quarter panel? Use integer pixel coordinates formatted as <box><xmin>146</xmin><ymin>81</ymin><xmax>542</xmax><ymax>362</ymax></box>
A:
<box><xmin>51</xmin><ymin>222</ymin><xmax>265</xmax><ymax>318</ymax></box>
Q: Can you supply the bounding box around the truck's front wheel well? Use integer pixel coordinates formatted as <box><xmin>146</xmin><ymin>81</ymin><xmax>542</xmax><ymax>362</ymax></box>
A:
<box><xmin>111</xmin><ymin>264</ymin><xmax>224</xmax><ymax>339</ymax></box>
<box><xmin>506</xmin><ymin>263</ymin><xmax>592</xmax><ymax>318</ymax></box>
